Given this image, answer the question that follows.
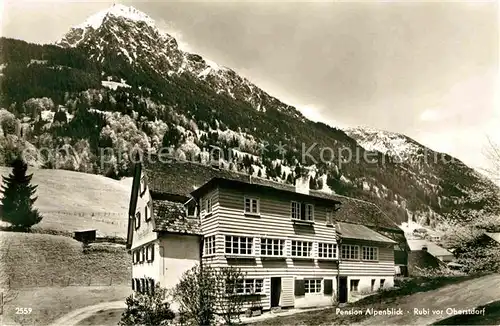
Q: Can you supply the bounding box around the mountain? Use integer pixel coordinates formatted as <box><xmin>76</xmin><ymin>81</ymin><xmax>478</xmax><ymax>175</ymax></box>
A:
<box><xmin>57</xmin><ymin>4</ymin><xmax>302</xmax><ymax>119</ymax></box>
<box><xmin>0</xmin><ymin>4</ymin><xmax>498</xmax><ymax>230</ymax></box>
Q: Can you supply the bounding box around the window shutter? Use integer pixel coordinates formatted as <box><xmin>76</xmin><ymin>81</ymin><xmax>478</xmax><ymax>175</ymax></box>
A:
<box><xmin>150</xmin><ymin>279</ymin><xmax>155</xmax><ymax>295</ymax></box>
<box><xmin>150</xmin><ymin>244</ymin><xmax>155</xmax><ymax>261</ymax></box>
<box><xmin>132</xmin><ymin>279</ymin><xmax>135</xmax><ymax>291</ymax></box>
<box><xmin>324</xmin><ymin>279</ymin><xmax>333</xmax><ymax>295</ymax></box>
<box><xmin>294</xmin><ymin>279</ymin><xmax>305</xmax><ymax>296</ymax></box>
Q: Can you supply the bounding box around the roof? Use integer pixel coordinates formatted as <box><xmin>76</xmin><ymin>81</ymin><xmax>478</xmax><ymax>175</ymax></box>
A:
<box><xmin>337</xmin><ymin>222</ymin><xmax>396</xmax><ymax>243</ymax></box>
<box><xmin>485</xmin><ymin>232</ymin><xmax>500</xmax><ymax>244</ymax></box>
<box><xmin>74</xmin><ymin>229</ymin><xmax>97</xmax><ymax>233</ymax></box>
<box><xmin>143</xmin><ymin>159</ymin><xmax>400</xmax><ymax>232</ymax></box>
<box><xmin>407</xmin><ymin>239</ymin><xmax>453</xmax><ymax>257</ymax></box>
<box><xmin>408</xmin><ymin>250</ymin><xmax>446</xmax><ymax>275</ymax></box>
<box><xmin>152</xmin><ymin>199</ymin><xmax>201</xmax><ymax>235</ymax></box>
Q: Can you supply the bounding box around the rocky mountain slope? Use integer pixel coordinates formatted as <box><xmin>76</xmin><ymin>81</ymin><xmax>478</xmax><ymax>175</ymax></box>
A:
<box><xmin>0</xmin><ymin>4</ymin><xmax>498</xmax><ymax>228</ymax></box>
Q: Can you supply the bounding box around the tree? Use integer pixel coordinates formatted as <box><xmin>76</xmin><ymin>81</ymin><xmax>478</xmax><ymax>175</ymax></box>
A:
<box><xmin>173</xmin><ymin>265</ymin><xmax>246</xmax><ymax>326</ymax></box>
<box><xmin>0</xmin><ymin>158</ymin><xmax>42</xmax><ymax>229</ymax></box>
<box><xmin>483</xmin><ymin>137</ymin><xmax>500</xmax><ymax>185</ymax></box>
<box><xmin>119</xmin><ymin>281</ymin><xmax>175</xmax><ymax>326</ymax></box>
<box><xmin>53</xmin><ymin>109</ymin><xmax>68</xmax><ymax>124</ymax></box>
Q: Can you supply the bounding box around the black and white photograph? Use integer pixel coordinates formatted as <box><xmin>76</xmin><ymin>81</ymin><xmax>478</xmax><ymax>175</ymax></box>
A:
<box><xmin>0</xmin><ymin>0</ymin><xmax>499</xmax><ymax>325</ymax></box>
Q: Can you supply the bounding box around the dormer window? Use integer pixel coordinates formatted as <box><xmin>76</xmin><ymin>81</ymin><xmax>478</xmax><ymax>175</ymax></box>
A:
<box><xmin>186</xmin><ymin>205</ymin><xmax>198</xmax><ymax>218</ymax></box>
<box><xmin>244</xmin><ymin>197</ymin><xmax>260</xmax><ymax>215</ymax></box>
<box><xmin>326</xmin><ymin>209</ymin><xmax>334</xmax><ymax>226</ymax></box>
<box><xmin>205</xmin><ymin>197</ymin><xmax>213</xmax><ymax>215</ymax></box>
<box><xmin>291</xmin><ymin>201</ymin><xmax>314</xmax><ymax>222</ymax></box>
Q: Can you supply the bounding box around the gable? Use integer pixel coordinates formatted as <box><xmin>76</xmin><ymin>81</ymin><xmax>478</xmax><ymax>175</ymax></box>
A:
<box><xmin>126</xmin><ymin>162</ymin><xmax>142</xmax><ymax>249</ymax></box>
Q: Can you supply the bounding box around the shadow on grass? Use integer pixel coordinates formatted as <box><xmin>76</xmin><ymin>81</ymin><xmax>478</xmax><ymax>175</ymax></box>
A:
<box><xmin>250</xmin><ymin>274</ymin><xmax>486</xmax><ymax>326</ymax></box>
<box><xmin>432</xmin><ymin>300</ymin><xmax>500</xmax><ymax>325</ymax></box>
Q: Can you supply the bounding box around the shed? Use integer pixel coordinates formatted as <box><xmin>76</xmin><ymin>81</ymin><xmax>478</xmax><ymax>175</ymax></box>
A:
<box><xmin>74</xmin><ymin>229</ymin><xmax>97</xmax><ymax>243</ymax></box>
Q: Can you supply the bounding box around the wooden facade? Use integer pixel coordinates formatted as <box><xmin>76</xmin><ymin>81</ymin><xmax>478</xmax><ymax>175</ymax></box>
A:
<box><xmin>126</xmin><ymin>160</ymin><xmax>398</xmax><ymax>310</ymax></box>
<box><xmin>194</xmin><ymin>182</ymin><xmax>395</xmax><ymax>309</ymax></box>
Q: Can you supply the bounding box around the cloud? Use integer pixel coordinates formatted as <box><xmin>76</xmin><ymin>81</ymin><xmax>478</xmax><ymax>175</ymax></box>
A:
<box><xmin>419</xmin><ymin>108</ymin><xmax>443</xmax><ymax>122</ymax></box>
<box><xmin>156</xmin><ymin>20</ymin><xmax>193</xmax><ymax>52</ymax></box>
<box><xmin>299</xmin><ymin>105</ymin><xmax>324</xmax><ymax>122</ymax></box>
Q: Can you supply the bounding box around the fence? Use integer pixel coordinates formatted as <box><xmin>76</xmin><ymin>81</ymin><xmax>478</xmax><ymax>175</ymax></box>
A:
<box><xmin>4</xmin><ymin>275</ymin><xmax>129</xmax><ymax>290</ymax></box>
<box><xmin>44</xmin><ymin>210</ymin><xmax>128</xmax><ymax>227</ymax></box>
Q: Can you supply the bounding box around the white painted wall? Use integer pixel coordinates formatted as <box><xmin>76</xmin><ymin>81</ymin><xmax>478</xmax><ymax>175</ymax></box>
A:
<box><xmin>132</xmin><ymin>240</ymin><xmax>160</xmax><ymax>281</ymax></box>
<box><xmin>347</xmin><ymin>275</ymin><xmax>394</xmax><ymax>303</ymax></box>
<box><xmin>158</xmin><ymin>234</ymin><xmax>201</xmax><ymax>290</ymax></box>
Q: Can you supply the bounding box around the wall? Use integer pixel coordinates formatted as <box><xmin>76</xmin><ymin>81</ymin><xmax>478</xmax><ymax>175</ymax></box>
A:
<box><xmin>157</xmin><ymin>234</ymin><xmax>201</xmax><ymax>290</ymax></box>
<box><xmin>131</xmin><ymin>171</ymin><xmax>156</xmax><ymax>249</ymax></box>
<box><xmin>132</xmin><ymin>239</ymin><xmax>160</xmax><ymax>282</ymax></box>
<box><xmin>347</xmin><ymin>276</ymin><xmax>394</xmax><ymax>303</ymax></box>
<box><xmin>201</xmin><ymin>186</ymin><xmax>340</xmax><ymax>310</ymax></box>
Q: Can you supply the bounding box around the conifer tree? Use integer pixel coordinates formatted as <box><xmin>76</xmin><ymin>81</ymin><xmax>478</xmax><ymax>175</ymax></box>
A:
<box><xmin>0</xmin><ymin>158</ymin><xmax>42</xmax><ymax>229</ymax></box>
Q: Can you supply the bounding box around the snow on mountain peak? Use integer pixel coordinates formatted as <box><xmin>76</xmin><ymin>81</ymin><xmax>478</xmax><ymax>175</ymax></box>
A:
<box><xmin>343</xmin><ymin>126</ymin><xmax>421</xmax><ymax>161</ymax></box>
<box><xmin>74</xmin><ymin>4</ymin><xmax>155</xmax><ymax>30</ymax></box>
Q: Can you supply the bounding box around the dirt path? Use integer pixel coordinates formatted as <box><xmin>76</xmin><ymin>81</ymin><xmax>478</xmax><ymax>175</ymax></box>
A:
<box><xmin>355</xmin><ymin>273</ymin><xmax>500</xmax><ymax>325</ymax></box>
<box><xmin>49</xmin><ymin>301</ymin><xmax>126</xmax><ymax>326</ymax></box>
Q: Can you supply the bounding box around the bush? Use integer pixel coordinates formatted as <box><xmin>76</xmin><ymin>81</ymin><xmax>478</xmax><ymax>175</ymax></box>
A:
<box><xmin>173</xmin><ymin>265</ymin><xmax>246</xmax><ymax>326</ymax></box>
<box><xmin>119</xmin><ymin>281</ymin><xmax>175</xmax><ymax>326</ymax></box>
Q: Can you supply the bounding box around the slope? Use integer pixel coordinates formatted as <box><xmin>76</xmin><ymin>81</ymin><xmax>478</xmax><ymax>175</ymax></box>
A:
<box><xmin>0</xmin><ymin>3</ymin><xmax>498</xmax><ymax>232</ymax></box>
<box><xmin>0</xmin><ymin>167</ymin><xmax>130</xmax><ymax>237</ymax></box>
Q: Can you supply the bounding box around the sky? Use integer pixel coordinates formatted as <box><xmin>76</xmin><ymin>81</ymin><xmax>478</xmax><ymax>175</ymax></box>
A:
<box><xmin>1</xmin><ymin>0</ymin><xmax>499</xmax><ymax>177</ymax></box>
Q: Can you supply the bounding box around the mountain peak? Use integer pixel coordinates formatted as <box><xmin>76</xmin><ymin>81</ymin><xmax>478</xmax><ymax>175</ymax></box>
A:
<box><xmin>74</xmin><ymin>3</ymin><xmax>155</xmax><ymax>30</ymax></box>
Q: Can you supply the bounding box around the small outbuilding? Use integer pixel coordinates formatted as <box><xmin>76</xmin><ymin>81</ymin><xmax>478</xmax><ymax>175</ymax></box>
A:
<box><xmin>74</xmin><ymin>229</ymin><xmax>97</xmax><ymax>243</ymax></box>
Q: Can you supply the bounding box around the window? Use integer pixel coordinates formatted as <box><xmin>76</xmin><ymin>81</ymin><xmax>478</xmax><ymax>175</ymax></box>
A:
<box><xmin>291</xmin><ymin>201</ymin><xmax>301</xmax><ymax>220</ymax></box>
<box><xmin>318</xmin><ymin>243</ymin><xmax>337</xmax><ymax>259</ymax></box>
<box><xmin>305</xmin><ymin>204</ymin><xmax>314</xmax><ymax>221</ymax></box>
<box><xmin>326</xmin><ymin>209</ymin><xmax>334</xmax><ymax>225</ymax></box>
<box><xmin>204</xmin><ymin>236</ymin><xmax>215</xmax><ymax>255</ymax></box>
<box><xmin>134</xmin><ymin>250</ymin><xmax>140</xmax><ymax>264</ymax></box>
<box><xmin>225</xmin><ymin>235</ymin><xmax>253</xmax><ymax>255</ymax></box>
<box><xmin>186</xmin><ymin>204</ymin><xmax>197</xmax><ymax>218</ymax></box>
<box><xmin>341</xmin><ymin>245</ymin><xmax>359</xmax><ymax>260</ymax></box>
<box><xmin>291</xmin><ymin>240</ymin><xmax>313</xmax><ymax>257</ymax></box>
<box><xmin>244</xmin><ymin>197</ymin><xmax>260</xmax><ymax>215</ymax></box>
<box><xmin>132</xmin><ymin>250</ymin><xmax>138</xmax><ymax>264</ymax></box>
<box><xmin>227</xmin><ymin>279</ymin><xmax>264</xmax><ymax>294</ymax></box>
<box><xmin>146</xmin><ymin>244</ymin><xmax>155</xmax><ymax>262</ymax></box>
<box><xmin>134</xmin><ymin>279</ymin><xmax>140</xmax><ymax>292</ymax></box>
<box><xmin>371</xmin><ymin>279</ymin><xmax>376</xmax><ymax>292</ymax></box>
<box><xmin>149</xmin><ymin>279</ymin><xmax>155</xmax><ymax>295</ymax></box>
<box><xmin>135</xmin><ymin>212</ymin><xmax>141</xmax><ymax>230</ymax></box>
<box><xmin>350</xmin><ymin>279</ymin><xmax>360</xmax><ymax>292</ymax></box>
<box><xmin>205</xmin><ymin>196</ymin><xmax>213</xmax><ymax>215</ymax></box>
<box><xmin>140</xmin><ymin>247</ymin><xmax>145</xmax><ymax>263</ymax></box>
<box><xmin>362</xmin><ymin>246</ymin><xmax>378</xmax><ymax>261</ymax></box>
<box><xmin>304</xmin><ymin>279</ymin><xmax>322</xmax><ymax>294</ymax></box>
<box><xmin>140</xmin><ymin>278</ymin><xmax>146</xmax><ymax>294</ymax></box>
<box><xmin>145</xmin><ymin>201</ymin><xmax>152</xmax><ymax>222</ymax></box>
<box><xmin>260</xmin><ymin>238</ymin><xmax>284</xmax><ymax>256</ymax></box>
<box><xmin>380</xmin><ymin>279</ymin><xmax>385</xmax><ymax>288</ymax></box>
<box><xmin>140</xmin><ymin>176</ymin><xmax>147</xmax><ymax>196</ymax></box>
<box><xmin>291</xmin><ymin>201</ymin><xmax>314</xmax><ymax>222</ymax></box>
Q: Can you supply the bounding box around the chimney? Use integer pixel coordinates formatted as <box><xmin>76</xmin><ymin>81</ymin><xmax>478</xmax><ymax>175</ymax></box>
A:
<box><xmin>295</xmin><ymin>174</ymin><xmax>311</xmax><ymax>195</ymax></box>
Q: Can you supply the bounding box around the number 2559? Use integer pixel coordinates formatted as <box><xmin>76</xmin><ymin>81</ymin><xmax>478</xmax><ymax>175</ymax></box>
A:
<box><xmin>15</xmin><ymin>307</ymin><xmax>32</xmax><ymax>314</ymax></box>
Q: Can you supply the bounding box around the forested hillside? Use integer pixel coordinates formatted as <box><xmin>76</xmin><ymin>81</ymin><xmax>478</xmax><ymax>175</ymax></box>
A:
<box><xmin>0</xmin><ymin>4</ymin><xmax>498</xmax><ymax>228</ymax></box>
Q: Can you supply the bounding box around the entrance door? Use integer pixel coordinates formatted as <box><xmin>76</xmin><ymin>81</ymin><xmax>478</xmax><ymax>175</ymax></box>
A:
<box><xmin>339</xmin><ymin>276</ymin><xmax>348</xmax><ymax>303</ymax></box>
<box><xmin>270</xmin><ymin>277</ymin><xmax>282</xmax><ymax>307</ymax></box>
